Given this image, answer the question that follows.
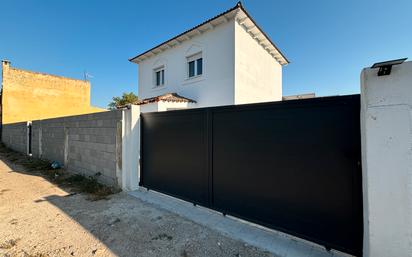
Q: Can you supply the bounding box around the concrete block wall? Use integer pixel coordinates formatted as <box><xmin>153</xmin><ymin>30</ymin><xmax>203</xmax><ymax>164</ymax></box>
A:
<box><xmin>2</xmin><ymin>122</ymin><xmax>28</xmax><ymax>153</ymax></box>
<box><xmin>32</xmin><ymin>119</ymin><xmax>66</xmax><ymax>164</ymax></box>
<box><xmin>64</xmin><ymin>110</ymin><xmax>122</xmax><ymax>186</ymax></box>
<box><xmin>31</xmin><ymin>122</ymin><xmax>41</xmax><ymax>158</ymax></box>
<box><xmin>3</xmin><ymin>110</ymin><xmax>122</xmax><ymax>187</ymax></box>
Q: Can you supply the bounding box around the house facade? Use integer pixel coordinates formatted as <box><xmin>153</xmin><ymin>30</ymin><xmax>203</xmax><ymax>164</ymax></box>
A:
<box><xmin>129</xmin><ymin>2</ymin><xmax>288</xmax><ymax>112</ymax></box>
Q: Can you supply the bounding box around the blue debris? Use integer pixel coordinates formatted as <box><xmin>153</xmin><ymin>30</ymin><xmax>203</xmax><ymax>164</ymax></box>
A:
<box><xmin>51</xmin><ymin>161</ymin><xmax>61</xmax><ymax>169</ymax></box>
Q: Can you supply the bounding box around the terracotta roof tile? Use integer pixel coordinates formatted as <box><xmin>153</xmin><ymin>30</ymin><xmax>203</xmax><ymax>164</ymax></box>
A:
<box><xmin>135</xmin><ymin>93</ymin><xmax>196</xmax><ymax>105</ymax></box>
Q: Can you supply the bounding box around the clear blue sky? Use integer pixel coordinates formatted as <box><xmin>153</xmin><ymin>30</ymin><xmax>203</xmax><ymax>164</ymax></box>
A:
<box><xmin>1</xmin><ymin>0</ymin><xmax>411</xmax><ymax>108</ymax></box>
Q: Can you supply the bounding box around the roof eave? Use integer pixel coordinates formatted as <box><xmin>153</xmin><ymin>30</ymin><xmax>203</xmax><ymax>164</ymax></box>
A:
<box><xmin>129</xmin><ymin>3</ymin><xmax>242</xmax><ymax>64</ymax></box>
<box><xmin>235</xmin><ymin>6</ymin><xmax>289</xmax><ymax>65</ymax></box>
<box><xmin>129</xmin><ymin>2</ymin><xmax>289</xmax><ymax>65</ymax></box>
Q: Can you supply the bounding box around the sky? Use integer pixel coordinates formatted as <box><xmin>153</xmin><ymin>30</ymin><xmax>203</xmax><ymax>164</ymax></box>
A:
<box><xmin>1</xmin><ymin>0</ymin><xmax>411</xmax><ymax>108</ymax></box>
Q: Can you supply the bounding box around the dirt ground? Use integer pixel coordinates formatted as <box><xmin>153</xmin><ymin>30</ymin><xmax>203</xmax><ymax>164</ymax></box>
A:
<box><xmin>0</xmin><ymin>155</ymin><xmax>277</xmax><ymax>257</ymax></box>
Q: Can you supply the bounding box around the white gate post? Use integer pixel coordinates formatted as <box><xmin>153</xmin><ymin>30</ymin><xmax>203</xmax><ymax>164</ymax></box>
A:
<box><xmin>361</xmin><ymin>61</ymin><xmax>412</xmax><ymax>257</ymax></box>
<box><xmin>121</xmin><ymin>105</ymin><xmax>141</xmax><ymax>191</ymax></box>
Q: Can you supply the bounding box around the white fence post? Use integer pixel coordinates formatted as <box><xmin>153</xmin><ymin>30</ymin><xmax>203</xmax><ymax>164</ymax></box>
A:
<box><xmin>121</xmin><ymin>105</ymin><xmax>141</xmax><ymax>191</ymax></box>
<box><xmin>361</xmin><ymin>61</ymin><xmax>412</xmax><ymax>257</ymax></box>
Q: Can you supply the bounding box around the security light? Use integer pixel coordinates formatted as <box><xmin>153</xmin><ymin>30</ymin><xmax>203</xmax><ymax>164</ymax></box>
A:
<box><xmin>371</xmin><ymin>58</ymin><xmax>407</xmax><ymax>76</ymax></box>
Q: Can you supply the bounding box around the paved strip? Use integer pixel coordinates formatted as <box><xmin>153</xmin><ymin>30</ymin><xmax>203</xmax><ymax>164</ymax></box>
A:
<box><xmin>129</xmin><ymin>188</ymin><xmax>354</xmax><ymax>257</ymax></box>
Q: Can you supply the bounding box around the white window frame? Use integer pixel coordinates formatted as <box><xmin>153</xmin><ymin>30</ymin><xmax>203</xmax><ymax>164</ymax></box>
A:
<box><xmin>153</xmin><ymin>66</ymin><xmax>165</xmax><ymax>87</ymax></box>
<box><xmin>187</xmin><ymin>52</ymin><xmax>203</xmax><ymax>79</ymax></box>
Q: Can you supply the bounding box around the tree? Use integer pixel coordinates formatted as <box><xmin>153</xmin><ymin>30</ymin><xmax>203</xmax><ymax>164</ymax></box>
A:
<box><xmin>108</xmin><ymin>92</ymin><xmax>139</xmax><ymax>110</ymax></box>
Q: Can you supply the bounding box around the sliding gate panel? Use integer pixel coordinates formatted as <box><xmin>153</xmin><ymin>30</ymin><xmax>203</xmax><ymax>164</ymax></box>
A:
<box><xmin>141</xmin><ymin>110</ymin><xmax>209</xmax><ymax>206</ymax></box>
<box><xmin>140</xmin><ymin>95</ymin><xmax>362</xmax><ymax>256</ymax></box>
<box><xmin>212</xmin><ymin>95</ymin><xmax>362</xmax><ymax>255</ymax></box>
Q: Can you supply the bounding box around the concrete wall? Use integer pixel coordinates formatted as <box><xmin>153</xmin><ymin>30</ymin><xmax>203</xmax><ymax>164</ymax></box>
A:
<box><xmin>3</xmin><ymin>111</ymin><xmax>122</xmax><ymax>187</ymax></box>
<box><xmin>137</xmin><ymin>20</ymin><xmax>236</xmax><ymax>108</ymax></box>
<box><xmin>2</xmin><ymin>121</ymin><xmax>28</xmax><ymax>153</ymax></box>
<box><xmin>361</xmin><ymin>61</ymin><xmax>412</xmax><ymax>257</ymax></box>
<box><xmin>121</xmin><ymin>105</ymin><xmax>140</xmax><ymax>190</ymax></box>
<box><xmin>234</xmin><ymin>19</ymin><xmax>282</xmax><ymax>104</ymax></box>
<box><xmin>1</xmin><ymin>61</ymin><xmax>105</xmax><ymax>124</ymax></box>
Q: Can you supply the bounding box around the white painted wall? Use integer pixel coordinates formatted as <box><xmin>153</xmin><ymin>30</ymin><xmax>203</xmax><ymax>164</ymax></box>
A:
<box><xmin>361</xmin><ymin>61</ymin><xmax>412</xmax><ymax>257</ymax></box>
<box><xmin>234</xmin><ymin>20</ymin><xmax>282</xmax><ymax>104</ymax></box>
<box><xmin>157</xmin><ymin>101</ymin><xmax>194</xmax><ymax>112</ymax></box>
<box><xmin>137</xmin><ymin>18</ymin><xmax>283</xmax><ymax>109</ymax></box>
<box><xmin>140</xmin><ymin>102</ymin><xmax>195</xmax><ymax>113</ymax></box>
<box><xmin>140</xmin><ymin>102</ymin><xmax>159</xmax><ymax>113</ymax></box>
<box><xmin>121</xmin><ymin>105</ymin><xmax>140</xmax><ymax>191</ymax></box>
<box><xmin>138</xmin><ymin>21</ymin><xmax>235</xmax><ymax>108</ymax></box>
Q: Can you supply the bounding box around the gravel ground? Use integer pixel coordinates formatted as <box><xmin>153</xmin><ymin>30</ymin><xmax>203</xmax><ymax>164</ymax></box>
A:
<box><xmin>0</xmin><ymin>155</ymin><xmax>277</xmax><ymax>257</ymax></box>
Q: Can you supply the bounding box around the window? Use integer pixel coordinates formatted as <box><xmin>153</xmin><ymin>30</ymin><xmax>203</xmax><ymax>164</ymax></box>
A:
<box><xmin>187</xmin><ymin>53</ymin><xmax>203</xmax><ymax>78</ymax></box>
<box><xmin>154</xmin><ymin>67</ymin><xmax>165</xmax><ymax>86</ymax></box>
<box><xmin>196</xmin><ymin>58</ymin><xmax>202</xmax><ymax>75</ymax></box>
<box><xmin>188</xmin><ymin>61</ymin><xmax>195</xmax><ymax>77</ymax></box>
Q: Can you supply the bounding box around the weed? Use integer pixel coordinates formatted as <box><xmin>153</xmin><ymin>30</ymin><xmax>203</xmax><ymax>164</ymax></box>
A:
<box><xmin>0</xmin><ymin>143</ymin><xmax>51</xmax><ymax>172</ymax></box>
<box><xmin>21</xmin><ymin>251</ymin><xmax>49</xmax><ymax>257</ymax></box>
<box><xmin>59</xmin><ymin>173</ymin><xmax>117</xmax><ymax>201</ymax></box>
<box><xmin>152</xmin><ymin>233</ymin><xmax>173</xmax><ymax>241</ymax></box>
<box><xmin>0</xmin><ymin>238</ymin><xmax>20</xmax><ymax>249</ymax></box>
<box><xmin>0</xmin><ymin>143</ymin><xmax>119</xmax><ymax>201</ymax></box>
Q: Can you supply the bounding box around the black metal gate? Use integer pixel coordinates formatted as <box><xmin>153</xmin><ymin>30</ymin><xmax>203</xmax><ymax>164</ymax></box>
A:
<box><xmin>141</xmin><ymin>95</ymin><xmax>362</xmax><ymax>256</ymax></box>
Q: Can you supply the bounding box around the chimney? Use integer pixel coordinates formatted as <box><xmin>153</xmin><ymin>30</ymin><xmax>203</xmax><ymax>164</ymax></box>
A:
<box><xmin>2</xmin><ymin>60</ymin><xmax>10</xmax><ymax>70</ymax></box>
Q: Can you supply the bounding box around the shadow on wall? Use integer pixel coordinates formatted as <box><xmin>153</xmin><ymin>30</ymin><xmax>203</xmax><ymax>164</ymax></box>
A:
<box><xmin>1</xmin><ymin>110</ymin><xmax>123</xmax><ymax>187</ymax></box>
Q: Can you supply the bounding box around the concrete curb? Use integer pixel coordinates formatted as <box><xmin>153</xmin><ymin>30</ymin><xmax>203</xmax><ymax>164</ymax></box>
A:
<box><xmin>129</xmin><ymin>188</ymin><xmax>353</xmax><ymax>257</ymax></box>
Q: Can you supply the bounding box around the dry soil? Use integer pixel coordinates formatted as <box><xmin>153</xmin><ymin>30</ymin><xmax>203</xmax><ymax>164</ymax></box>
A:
<box><xmin>0</xmin><ymin>155</ymin><xmax>277</xmax><ymax>257</ymax></box>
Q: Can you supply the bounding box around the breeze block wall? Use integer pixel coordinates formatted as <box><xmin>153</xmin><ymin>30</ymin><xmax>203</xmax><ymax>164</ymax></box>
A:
<box><xmin>32</xmin><ymin>119</ymin><xmax>66</xmax><ymax>165</ymax></box>
<box><xmin>65</xmin><ymin>110</ymin><xmax>122</xmax><ymax>186</ymax></box>
<box><xmin>2</xmin><ymin>122</ymin><xmax>28</xmax><ymax>153</ymax></box>
<box><xmin>29</xmin><ymin>110</ymin><xmax>122</xmax><ymax>187</ymax></box>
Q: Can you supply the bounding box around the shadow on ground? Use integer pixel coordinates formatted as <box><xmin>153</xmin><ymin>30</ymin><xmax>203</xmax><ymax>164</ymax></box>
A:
<box><xmin>0</xmin><ymin>152</ymin><xmax>276</xmax><ymax>257</ymax></box>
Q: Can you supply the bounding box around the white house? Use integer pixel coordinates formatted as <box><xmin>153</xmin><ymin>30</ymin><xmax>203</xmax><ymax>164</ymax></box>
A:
<box><xmin>129</xmin><ymin>2</ymin><xmax>289</xmax><ymax>112</ymax></box>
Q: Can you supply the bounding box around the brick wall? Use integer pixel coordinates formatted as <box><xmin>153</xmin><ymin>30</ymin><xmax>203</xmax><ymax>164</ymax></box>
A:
<box><xmin>3</xmin><ymin>110</ymin><xmax>123</xmax><ymax>187</ymax></box>
<box><xmin>2</xmin><ymin>121</ymin><xmax>28</xmax><ymax>153</ymax></box>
